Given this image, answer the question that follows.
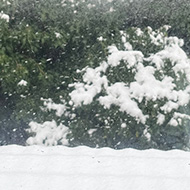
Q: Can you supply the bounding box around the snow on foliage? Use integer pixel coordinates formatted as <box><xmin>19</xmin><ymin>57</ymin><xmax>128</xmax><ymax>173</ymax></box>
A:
<box><xmin>27</xmin><ymin>26</ymin><xmax>190</xmax><ymax>148</ymax></box>
<box><xmin>17</xmin><ymin>79</ymin><xmax>28</xmax><ymax>86</ymax></box>
<box><xmin>40</xmin><ymin>98</ymin><xmax>67</xmax><ymax>117</ymax></box>
<box><xmin>69</xmin><ymin>26</ymin><xmax>190</xmax><ymax>127</ymax></box>
<box><xmin>27</xmin><ymin>120</ymin><xmax>69</xmax><ymax>146</ymax></box>
<box><xmin>0</xmin><ymin>11</ymin><xmax>9</xmax><ymax>22</ymax></box>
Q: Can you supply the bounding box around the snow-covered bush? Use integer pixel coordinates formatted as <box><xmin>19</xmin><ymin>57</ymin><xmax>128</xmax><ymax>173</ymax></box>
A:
<box><xmin>2</xmin><ymin>0</ymin><xmax>190</xmax><ymax>148</ymax></box>
<box><xmin>119</xmin><ymin>0</ymin><xmax>190</xmax><ymax>53</ymax></box>
<box><xmin>0</xmin><ymin>0</ymin><xmax>120</xmax><ymax>144</ymax></box>
<box><xmin>67</xmin><ymin>26</ymin><xmax>190</xmax><ymax>150</ymax></box>
<box><xmin>27</xmin><ymin>26</ymin><xmax>190</xmax><ymax>149</ymax></box>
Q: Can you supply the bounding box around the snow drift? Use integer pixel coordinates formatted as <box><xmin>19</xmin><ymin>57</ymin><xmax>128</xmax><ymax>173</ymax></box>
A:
<box><xmin>1</xmin><ymin>145</ymin><xmax>190</xmax><ymax>190</ymax></box>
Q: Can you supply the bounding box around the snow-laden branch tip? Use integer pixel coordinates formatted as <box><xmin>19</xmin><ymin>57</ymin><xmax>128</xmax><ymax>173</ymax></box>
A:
<box><xmin>0</xmin><ymin>12</ymin><xmax>9</xmax><ymax>22</ymax></box>
<box><xmin>18</xmin><ymin>80</ymin><xmax>27</xmax><ymax>86</ymax></box>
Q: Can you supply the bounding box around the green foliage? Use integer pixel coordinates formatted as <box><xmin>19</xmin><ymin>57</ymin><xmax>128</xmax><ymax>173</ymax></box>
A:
<box><xmin>66</xmin><ymin>26</ymin><xmax>190</xmax><ymax>150</ymax></box>
<box><xmin>1</xmin><ymin>0</ymin><xmax>190</xmax><ymax>148</ymax></box>
<box><xmin>117</xmin><ymin>0</ymin><xmax>190</xmax><ymax>53</ymax></box>
<box><xmin>0</xmin><ymin>0</ymin><xmax>122</xmax><ymax>144</ymax></box>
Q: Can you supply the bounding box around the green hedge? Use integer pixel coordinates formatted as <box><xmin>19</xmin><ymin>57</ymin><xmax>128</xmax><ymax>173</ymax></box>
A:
<box><xmin>0</xmin><ymin>0</ymin><xmax>190</xmax><ymax>148</ymax></box>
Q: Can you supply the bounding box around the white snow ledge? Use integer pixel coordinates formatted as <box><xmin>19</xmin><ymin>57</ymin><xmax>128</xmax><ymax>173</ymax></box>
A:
<box><xmin>0</xmin><ymin>145</ymin><xmax>190</xmax><ymax>190</ymax></box>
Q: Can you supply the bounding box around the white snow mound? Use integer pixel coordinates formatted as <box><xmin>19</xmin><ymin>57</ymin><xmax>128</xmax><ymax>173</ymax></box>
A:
<box><xmin>1</xmin><ymin>145</ymin><xmax>190</xmax><ymax>190</ymax></box>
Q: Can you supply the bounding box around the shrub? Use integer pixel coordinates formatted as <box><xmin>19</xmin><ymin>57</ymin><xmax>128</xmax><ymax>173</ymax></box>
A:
<box><xmin>65</xmin><ymin>26</ymin><xmax>190</xmax><ymax>150</ymax></box>
<box><xmin>1</xmin><ymin>0</ymin><xmax>190</xmax><ymax>148</ymax></box>
<box><xmin>0</xmin><ymin>0</ymin><xmax>121</xmax><ymax>144</ymax></box>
